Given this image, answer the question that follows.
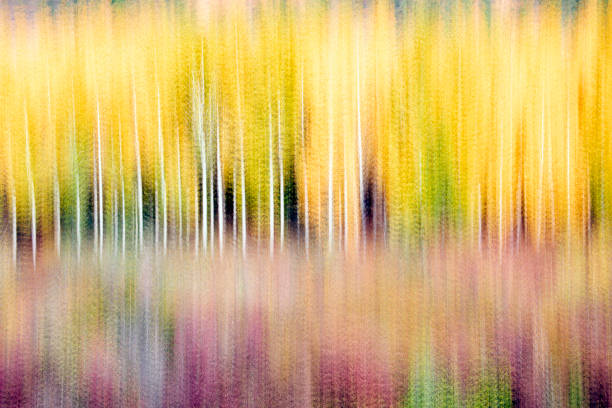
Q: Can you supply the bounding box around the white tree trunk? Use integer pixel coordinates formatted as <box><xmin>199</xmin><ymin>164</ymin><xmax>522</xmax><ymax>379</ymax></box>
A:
<box><xmin>301</xmin><ymin>69</ymin><xmax>309</xmax><ymax>256</ymax></box>
<box><xmin>278</xmin><ymin>96</ymin><xmax>284</xmax><ymax>252</ymax></box>
<box><xmin>269</xmin><ymin>100</ymin><xmax>274</xmax><ymax>256</ymax></box>
<box><xmin>132</xmin><ymin>78</ymin><xmax>144</xmax><ymax>252</ymax></box>
<box><xmin>235</xmin><ymin>24</ymin><xmax>247</xmax><ymax>257</ymax></box>
<box><xmin>157</xmin><ymin>87</ymin><xmax>167</xmax><ymax>254</ymax></box>
<box><xmin>24</xmin><ymin>106</ymin><xmax>36</xmax><ymax>267</ymax></box>
<box><xmin>96</xmin><ymin>96</ymin><xmax>104</xmax><ymax>257</ymax></box>
<box><xmin>216</xmin><ymin>104</ymin><xmax>224</xmax><ymax>255</ymax></box>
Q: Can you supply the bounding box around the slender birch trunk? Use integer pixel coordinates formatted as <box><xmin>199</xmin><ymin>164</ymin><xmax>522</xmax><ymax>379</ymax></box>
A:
<box><xmin>73</xmin><ymin>106</ymin><xmax>81</xmax><ymax>261</ymax></box>
<box><xmin>343</xmin><ymin>142</ymin><xmax>348</xmax><ymax>253</ymax></box>
<box><xmin>477</xmin><ymin>183</ymin><xmax>482</xmax><ymax>252</ymax></box>
<box><xmin>54</xmin><ymin>173</ymin><xmax>60</xmax><ymax>256</ymax></box>
<box><xmin>8</xmin><ymin>132</ymin><xmax>16</xmax><ymax>265</ymax></box>
<box><xmin>301</xmin><ymin>68</ymin><xmax>309</xmax><ymax>256</ymax></box>
<box><xmin>119</xmin><ymin>127</ymin><xmax>125</xmax><ymax>259</ymax></box>
<box><xmin>257</xmin><ymin>181</ymin><xmax>261</xmax><ymax>252</ymax></box>
<box><xmin>113</xmin><ymin>187</ymin><xmax>118</xmax><ymax>256</ymax></box>
<box><xmin>232</xmin><ymin>167</ymin><xmax>237</xmax><ymax>247</ymax></box>
<box><xmin>93</xmin><ymin>142</ymin><xmax>98</xmax><ymax>255</ymax></box>
<box><xmin>209</xmin><ymin>95</ymin><xmax>215</xmax><ymax>254</ymax></box>
<box><xmin>328</xmin><ymin>65</ymin><xmax>334</xmax><ymax>251</ymax></box>
<box><xmin>216</xmin><ymin>103</ymin><xmax>224</xmax><ymax>255</ymax></box>
<box><xmin>537</xmin><ymin>97</ymin><xmax>545</xmax><ymax>247</ymax></box>
<box><xmin>235</xmin><ymin>24</ymin><xmax>247</xmax><ymax>257</ymax></box>
<box><xmin>24</xmin><ymin>106</ymin><xmax>36</xmax><ymax>267</ymax></box>
<box><xmin>194</xmin><ymin>184</ymin><xmax>199</xmax><ymax>256</ymax></box>
<box><xmin>547</xmin><ymin>101</ymin><xmax>555</xmax><ymax>242</ymax></box>
<box><xmin>201</xmin><ymin>83</ymin><xmax>208</xmax><ymax>254</ymax></box>
<box><xmin>11</xmin><ymin>188</ymin><xmax>16</xmax><ymax>266</ymax></box>
<box><xmin>96</xmin><ymin>95</ymin><xmax>103</xmax><ymax>257</ymax></box>
<box><xmin>192</xmin><ymin>77</ymin><xmax>199</xmax><ymax>256</ymax></box>
<box><xmin>132</xmin><ymin>78</ymin><xmax>144</xmax><ymax>252</ymax></box>
<box><xmin>499</xmin><ymin>118</ymin><xmax>504</xmax><ymax>252</ymax></box>
<box><xmin>155</xmin><ymin>178</ymin><xmax>159</xmax><ymax>254</ymax></box>
<box><xmin>356</xmin><ymin>34</ymin><xmax>364</xmax><ymax>249</ymax></box>
<box><xmin>177</xmin><ymin>133</ymin><xmax>183</xmax><ymax>250</ymax></box>
<box><xmin>269</xmin><ymin>99</ymin><xmax>274</xmax><ymax>256</ymax></box>
<box><xmin>157</xmin><ymin>86</ymin><xmax>167</xmax><ymax>254</ymax></box>
<box><xmin>566</xmin><ymin>95</ymin><xmax>571</xmax><ymax>245</ymax></box>
<box><xmin>49</xmin><ymin>81</ymin><xmax>61</xmax><ymax>257</ymax></box>
<box><xmin>278</xmin><ymin>95</ymin><xmax>284</xmax><ymax>252</ymax></box>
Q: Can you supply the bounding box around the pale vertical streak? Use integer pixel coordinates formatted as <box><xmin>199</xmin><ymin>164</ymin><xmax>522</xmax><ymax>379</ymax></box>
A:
<box><xmin>342</xmin><ymin>63</ymin><xmax>348</xmax><ymax>251</ymax></box>
<box><xmin>186</xmin><ymin>183</ymin><xmax>190</xmax><ymax>251</ymax></box>
<box><xmin>600</xmin><ymin>148</ymin><xmax>604</xmax><ymax>232</ymax></box>
<box><xmin>11</xmin><ymin>185</ymin><xmax>16</xmax><ymax>266</ymax></box>
<box><xmin>8</xmin><ymin>131</ymin><xmax>16</xmax><ymax>265</ymax></box>
<box><xmin>499</xmin><ymin>118</ymin><xmax>504</xmax><ymax>251</ymax></box>
<box><xmin>301</xmin><ymin>68</ymin><xmax>309</xmax><ymax>257</ymax></box>
<box><xmin>508</xmin><ymin>35</ymin><xmax>514</xmax><ymax>248</ymax></box>
<box><xmin>232</xmin><ymin>164</ymin><xmax>237</xmax><ymax>246</ymax></box>
<box><xmin>49</xmin><ymin>79</ymin><xmax>60</xmax><ymax>257</ymax></box>
<box><xmin>93</xmin><ymin>143</ymin><xmax>98</xmax><ymax>255</ymax></box>
<box><xmin>157</xmin><ymin>86</ymin><xmax>167</xmax><ymax>254</ymax></box>
<box><xmin>418</xmin><ymin>150</ymin><xmax>423</xmax><ymax>243</ymax></box>
<box><xmin>516</xmin><ymin>66</ymin><xmax>523</xmax><ymax>249</ymax></box>
<box><xmin>133</xmin><ymin>191</ymin><xmax>138</xmax><ymax>250</ymax></box>
<box><xmin>269</xmin><ymin>98</ymin><xmax>275</xmax><ymax>256</ymax></box>
<box><xmin>458</xmin><ymin>41</ymin><xmax>463</xmax><ymax>246</ymax></box>
<box><xmin>216</xmin><ymin>103</ymin><xmax>224</xmax><ymax>254</ymax></box>
<box><xmin>113</xmin><ymin>187</ymin><xmax>118</xmax><ymax>256</ymax></box>
<box><xmin>343</xmin><ymin>140</ymin><xmax>348</xmax><ymax>253</ymax></box>
<box><xmin>537</xmin><ymin>95</ymin><xmax>545</xmax><ymax>247</ymax></box>
<box><xmin>599</xmin><ymin>70</ymin><xmax>605</xmax><ymax>230</ymax></box>
<box><xmin>257</xmin><ymin>179</ymin><xmax>261</xmax><ymax>252</ymax></box>
<box><xmin>195</xmin><ymin>183</ymin><xmax>199</xmax><ymax>256</ymax></box>
<box><xmin>278</xmin><ymin>95</ymin><xmax>284</xmax><ymax>251</ymax></box>
<box><xmin>235</xmin><ymin>23</ymin><xmax>247</xmax><ymax>256</ymax></box>
<box><xmin>497</xmin><ymin>19</ymin><xmax>504</xmax><ymax>252</ymax></box>
<box><xmin>119</xmin><ymin>122</ymin><xmax>126</xmax><ymax>259</ymax></box>
<box><xmin>328</xmin><ymin>57</ymin><xmax>334</xmax><ymax>251</ymax></box>
<box><xmin>516</xmin><ymin>169</ymin><xmax>521</xmax><ymax>249</ymax></box>
<box><xmin>24</xmin><ymin>105</ymin><xmax>36</xmax><ymax>267</ymax></box>
<box><xmin>470</xmin><ymin>186</ymin><xmax>475</xmax><ymax>248</ymax></box>
<box><xmin>210</xmin><ymin>157</ymin><xmax>215</xmax><ymax>254</ymax></box>
<box><xmin>547</xmin><ymin>95</ymin><xmax>555</xmax><ymax>241</ymax></box>
<box><xmin>199</xmin><ymin>71</ymin><xmax>208</xmax><ymax>254</ymax></box>
<box><xmin>566</xmin><ymin>91</ymin><xmax>571</xmax><ymax>244</ymax></box>
<box><xmin>72</xmin><ymin>92</ymin><xmax>81</xmax><ymax>261</ymax></box>
<box><xmin>585</xmin><ymin>165</ymin><xmax>590</xmax><ymax>245</ymax></box>
<box><xmin>478</xmin><ymin>183</ymin><xmax>482</xmax><ymax>252</ymax></box>
<box><xmin>338</xmin><ymin>183</ymin><xmax>343</xmax><ymax>249</ymax></box>
<box><xmin>111</xmin><ymin>141</ymin><xmax>117</xmax><ymax>255</ymax></box>
<box><xmin>96</xmin><ymin>94</ymin><xmax>103</xmax><ymax>256</ymax></box>
<box><xmin>356</xmin><ymin>29</ymin><xmax>364</xmax><ymax>249</ymax></box>
<box><xmin>155</xmin><ymin>177</ymin><xmax>159</xmax><ymax>254</ymax></box>
<box><xmin>209</xmin><ymin>92</ymin><xmax>215</xmax><ymax>254</ymax></box>
<box><xmin>177</xmin><ymin>132</ymin><xmax>183</xmax><ymax>249</ymax></box>
<box><xmin>132</xmin><ymin>77</ymin><xmax>143</xmax><ymax>251</ymax></box>
<box><xmin>133</xmin><ymin>192</ymin><xmax>137</xmax><ymax>250</ymax></box>
<box><xmin>192</xmin><ymin>75</ymin><xmax>199</xmax><ymax>256</ymax></box>
<box><xmin>383</xmin><ymin>191</ymin><xmax>387</xmax><ymax>246</ymax></box>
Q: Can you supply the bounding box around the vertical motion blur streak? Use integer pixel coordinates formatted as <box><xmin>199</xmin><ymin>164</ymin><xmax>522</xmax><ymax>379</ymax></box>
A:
<box><xmin>0</xmin><ymin>0</ymin><xmax>610</xmax><ymax>406</ymax></box>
